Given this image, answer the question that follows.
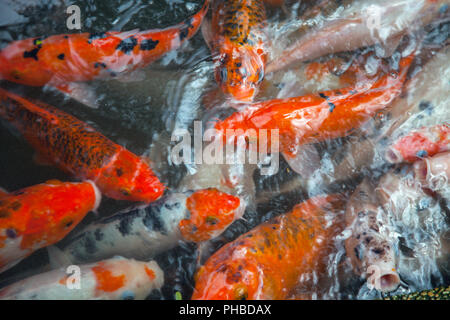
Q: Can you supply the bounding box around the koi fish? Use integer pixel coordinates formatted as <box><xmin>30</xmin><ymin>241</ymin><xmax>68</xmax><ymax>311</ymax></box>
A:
<box><xmin>52</xmin><ymin>189</ymin><xmax>243</xmax><ymax>265</ymax></box>
<box><xmin>192</xmin><ymin>195</ymin><xmax>345</xmax><ymax>300</ymax></box>
<box><xmin>0</xmin><ymin>180</ymin><xmax>100</xmax><ymax>274</ymax></box>
<box><xmin>215</xmin><ymin>54</ymin><xmax>413</xmax><ymax>165</ymax></box>
<box><xmin>385</xmin><ymin>124</ymin><xmax>450</xmax><ymax>163</ymax></box>
<box><xmin>0</xmin><ymin>0</ymin><xmax>209</xmax><ymax>107</ymax></box>
<box><xmin>414</xmin><ymin>151</ymin><xmax>450</xmax><ymax>193</ymax></box>
<box><xmin>0</xmin><ymin>256</ymin><xmax>163</xmax><ymax>300</ymax></box>
<box><xmin>344</xmin><ymin>179</ymin><xmax>400</xmax><ymax>293</ymax></box>
<box><xmin>0</xmin><ymin>88</ymin><xmax>165</xmax><ymax>202</ymax></box>
<box><xmin>202</xmin><ymin>0</ymin><xmax>268</xmax><ymax>101</ymax></box>
<box><xmin>332</xmin><ymin>45</ymin><xmax>450</xmax><ymax>181</ymax></box>
<box><xmin>267</xmin><ymin>0</ymin><xmax>449</xmax><ymax>73</ymax></box>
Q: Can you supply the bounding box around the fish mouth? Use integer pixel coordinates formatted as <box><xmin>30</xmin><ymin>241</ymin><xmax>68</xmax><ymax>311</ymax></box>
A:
<box><xmin>378</xmin><ymin>273</ymin><xmax>401</xmax><ymax>293</ymax></box>
<box><xmin>368</xmin><ymin>266</ymin><xmax>401</xmax><ymax>293</ymax></box>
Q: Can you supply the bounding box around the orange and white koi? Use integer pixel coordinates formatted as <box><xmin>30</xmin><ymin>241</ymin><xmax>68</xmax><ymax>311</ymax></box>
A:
<box><xmin>215</xmin><ymin>54</ymin><xmax>413</xmax><ymax>162</ymax></box>
<box><xmin>54</xmin><ymin>189</ymin><xmax>243</xmax><ymax>264</ymax></box>
<box><xmin>0</xmin><ymin>257</ymin><xmax>163</xmax><ymax>300</ymax></box>
<box><xmin>0</xmin><ymin>0</ymin><xmax>209</xmax><ymax>106</ymax></box>
<box><xmin>267</xmin><ymin>0</ymin><xmax>449</xmax><ymax>73</ymax></box>
<box><xmin>0</xmin><ymin>88</ymin><xmax>165</xmax><ymax>202</ymax></box>
<box><xmin>203</xmin><ymin>0</ymin><xmax>268</xmax><ymax>101</ymax></box>
<box><xmin>0</xmin><ymin>180</ymin><xmax>100</xmax><ymax>273</ymax></box>
<box><xmin>192</xmin><ymin>195</ymin><xmax>345</xmax><ymax>300</ymax></box>
<box><xmin>385</xmin><ymin>124</ymin><xmax>450</xmax><ymax>164</ymax></box>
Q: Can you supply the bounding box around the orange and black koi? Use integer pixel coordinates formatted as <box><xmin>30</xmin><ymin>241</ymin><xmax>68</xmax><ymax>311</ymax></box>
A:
<box><xmin>0</xmin><ymin>0</ymin><xmax>209</xmax><ymax>88</ymax></box>
<box><xmin>0</xmin><ymin>88</ymin><xmax>165</xmax><ymax>202</ymax></box>
<box><xmin>0</xmin><ymin>180</ymin><xmax>99</xmax><ymax>273</ymax></box>
<box><xmin>207</xmin><ymin>0</ymin><xmax>268</xmax><ymax>101</ymax></box>
<box><xmin>192</xmin><ymin>195</ymin><xmax>345</xmax><ymax>300</ymax></box>
<box><xmin>215</xmin><ymin>54</ymin><xmax>414</xmax><ymax>160</ymax></box>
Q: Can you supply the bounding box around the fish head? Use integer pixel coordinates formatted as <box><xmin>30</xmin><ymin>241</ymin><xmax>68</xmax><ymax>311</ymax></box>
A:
<box><xmin>179</xmin><ymin>188</ymin><xmax>241</xmax><ymax>242</ymax></box>
<box><xmin>192</xmin><ymin>259</ymin><xmax>262</xmax><ymax>300</ymax></box>
<box><xmin>214</xmin><ymin>41</ymin><xmax>266</xmax><ymax>102</ymax></box>
<box><xmin>97</xmin><ymin>150</ymin><xmax>165</xmax><ymax>203</ymax></box>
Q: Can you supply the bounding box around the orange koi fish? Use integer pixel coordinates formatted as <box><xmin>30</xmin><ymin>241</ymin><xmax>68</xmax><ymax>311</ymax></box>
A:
<box><xmin>0</xmin><ymin>88</ymin><xmax>165</xmax><ymax>202</ymax></box>
<box><xmin>53</xmin><ymin>188</ymin><xmax>243</xmax><ymax>265</ymax></box>
<box><xmin>385</xmin><ymin>123</ymin><xmax>450</xmax><ymax>163</ymax></box>
<box><xmin>0</xmin><ymin>257</ymin><xmax>163</xmax><ymax>300</ymax></box>
<box><xmin>0</xmin><ymin>0</ymin><xmax>209</xmax><ymax>105</ymax></box>
<box><xmin>192</xmin><ymin>195</ymin><xmax>345</xmax><ymax>300</ymax></box>
<box><xmin>203</xmin><ymin>0</ymin><xmax>268</xmax><ymax>101</ymax></box>
<box><xmin>0</xmin><ymin>180</ymin><xmax>99</xmax><ymax>273</ymax></box>
<box><xmin>215</xmin><ymin>54</ymin><xmax>414</xmax><ymax>160</ymax></box>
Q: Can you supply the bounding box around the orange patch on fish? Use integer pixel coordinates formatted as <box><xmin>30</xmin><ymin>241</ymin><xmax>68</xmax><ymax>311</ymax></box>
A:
<box><xmin>92</xmin><ymin>262</ymin><xmax>126</xmax><ymax>293</ymax></box>
<box><xmin>179</xmin><ymin>189</ymin><xmax>240</xmax><ymax>242</ymax></box>
<box><xmin>145</xmin><ymin>266</ymin><xmax>156</xmax><ymax>280</ymax></box>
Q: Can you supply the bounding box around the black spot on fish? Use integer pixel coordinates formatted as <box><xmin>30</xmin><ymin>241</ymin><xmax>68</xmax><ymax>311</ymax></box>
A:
<box><xmin>319</xmin><ymin>92</ymin><xmax>329</xmax><ymax>100</ymax></box>
<box><xmin>94</xmin><ymin>62</ymin><xmax>107</xmax><ymax>69</ymax></box>
<box><xmin>23</xmin><ymin>47</ymin><xmax>40</xmax><ymax>61</ymax></box>
<box><xmin>328</xmin><ymin>102</ymin><xmax>336</xmax><ymax>112</ymax></box>
<box><xmin>64</xmin><ymin>36</ymin><xmax>69</xmax><ymax>39</ymax></box>
<box><xmin>418</xmin><ymin>100</ymin><xmax>434</xmax><ymax>115</ymax></box>
<box><xmin>83</xmin><ymin>235</ymin><xmax>97</xmax><ymax>254</ymax></box>
<box><xmin>140</xmin><ymin>39</ymin><xmax>159</xmax><ymax>51</ymax></box>
<box><xmin>116</xmin><ymin>36</ymin><xmax>138</xmax><ymax>54</ymax></box>
<box><xmin>179</xmin><ymin>27</ymin><xmax>189</xmax><ymax>41</ymax></box>
<box><xmin>143</xmin><ymin>204</ymin><xmax>166</xmax><ymax>235</ymax></box>
<box><xmin>116</xmin><ymin>168</ymin><xmax>123</xmax><ymax>177</ymax></box>
<box><xmin>116</xmin><ymin>213</ymin><xmax>137</xmax><ymax>237</ymax></box>
<box><xmin>416</xmin><ymin>150</ymin><xmax>428</xmax><ymax>158</ymax></box>
<box><xmin>57</xmin><ymin>53</ymin><xmax>65</xmax><ymax>60</ymax></box>
<box><xmin>372</xmin><ymin>247</ymin><xmax>384</xmax><ymax>255</ymax></box>
<box><xmin>94</xmin><ymin>228</ymin><xmax>104</xmax><ymax>241</ymax></box>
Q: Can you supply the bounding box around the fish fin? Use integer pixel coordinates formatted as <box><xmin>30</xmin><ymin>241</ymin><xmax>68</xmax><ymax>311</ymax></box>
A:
<box><xmin>201</xmin><ymin>17</ymin><xmax>214</xmax><ymax>51</ymax></box>
<box><xmin>375</xmin><ymin>34</ymin><xmax>403</xmax><ymax>58</ymax></box>
<box><xmin>114</xmin><ymin>69</ymin><xmax>146</xmax><ymax>83</ymax></box>
<box><xmin>32</xmin><ymin>152</ymin><xmax>53</xmax><ymax>166</ymax></box>
<box><xmin>52</xmin><ymin>83</ymin><xmax>100</xmax><ymax>109</ymax></box>
<box><xmin>47</xmin><ymin>246</ymin><xmax>73</xmax><ymax>269</ymax></box>
<box><xmin>282</xmin><ymin>145</ymin><xmax>321</xmax><ymax>178</ymax></box>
